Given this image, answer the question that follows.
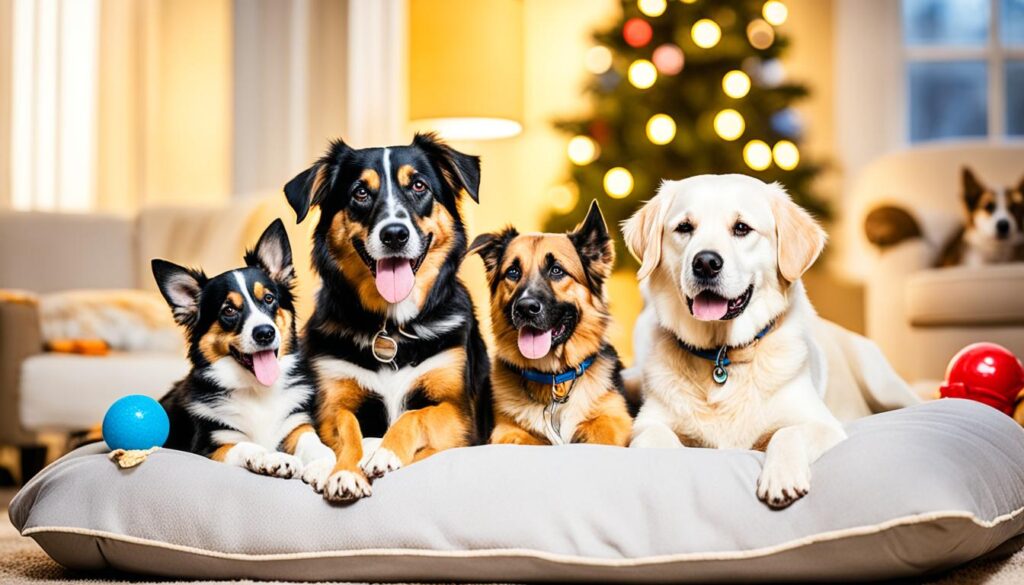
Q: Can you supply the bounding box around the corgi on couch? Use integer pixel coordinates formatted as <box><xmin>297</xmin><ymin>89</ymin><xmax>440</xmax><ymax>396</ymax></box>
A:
<box><xmin>939</xmin><ymin>168</ymin><xmax>1024</xmax><ymax>266</ymax></box>
<box><xmin>154</xmin><ymin>220</ymin><xmax>335</xmax><ymax>483</ymax></box>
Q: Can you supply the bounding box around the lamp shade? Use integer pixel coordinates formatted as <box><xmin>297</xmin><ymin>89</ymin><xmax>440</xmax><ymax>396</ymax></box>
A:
<box><xmin>408</xmin><ymin>0</ymin><xmax>524</xmax><ymax>140</ymax></box>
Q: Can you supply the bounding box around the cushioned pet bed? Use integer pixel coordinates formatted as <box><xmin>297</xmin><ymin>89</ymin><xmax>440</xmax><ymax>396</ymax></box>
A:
<box><xmin>10</xmin><ymin>399</ymin><xmax>1024</xmax><ymax>583</ymax></box>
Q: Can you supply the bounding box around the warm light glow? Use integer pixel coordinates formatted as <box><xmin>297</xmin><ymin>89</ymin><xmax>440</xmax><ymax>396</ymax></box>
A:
<box><xmin>747</xmin><ymin>19</ymin><xmax>775</xmax><ymax>49</ymax></box>
<box><xmin>713</xmin><ymin>109</ymin><xmax>745</xmax><ymax>141</ymax></box>
<box><xmin>691</xmin><ymin>19</ymin><xmax>722</xmax><ymax>49</ymax></box>
<box><xmin>773</xmin><ymin>140</ymin><xmax>800</xmax><ymax>170</ymax></box>
<box><xmin>628</xmin><ymin>59</ymin><xmax>658</xmax><ymax>89</ymax></box>
<box><xmin>623</xmin><ymin>17</ymin><xmax>653</xmax><ymax>48</ymax></box>
<box><xmin>638</xmin><ymin>0</ymin><xmax>667</xmax><ymax>17</ymax></box>
<box><xmin>567</xmin><ymin>135</ymin><xmax>599</xmax><ymax>165</ymax></box>
<box><xmin>549</xmin><ymin>183</ymin><xmax>579</xmax><ymax>213</ymax></box>
<box><xmin>763</xmin><ymin>1</ymin><xmax>789</xmax><ymax>26</ymax></box>
<box><xmin>604</xmin><ymin>167</ymin><xmax>634</xmax><ymax>198</ymax></box>
<box><xmin>722</xmin><ymin>70</ymin><xmax>751</xmax><ymax>98</ymax></box>
<box><xmin>646</xmin><ymin>114</ymin><xmax>677</xmax><ymax>145</ymax></box>
<box><xmin>743</xmin><ymin>140</ymin><xmax>772</xmax><ymax>171</ymax></box>
<box><xmin>411</xmin><ymin>117</ymin><xmax>522</xmax><ymax>141</ymax></box>
<box><xmin>652</xmin><ymin>43</ymin><xmax>684</xmax><ymax>75</ymax></box>
<box><xmin>584</xmin><ymin>45</ymin><xmax>613</xmax><ymax>74</ymax></box>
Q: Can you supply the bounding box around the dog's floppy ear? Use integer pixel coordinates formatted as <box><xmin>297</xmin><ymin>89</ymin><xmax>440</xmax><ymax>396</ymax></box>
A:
<box><xmin>469</xmin><ymin>227</ymin><xmax>518</xmax><ymax>275</ymax></box>
<box><xmin>622</xmin><ymin>187</ymin><xmax>671</xmax><ymax>281</ymax></box>
<box><xmin>284</xmin><ymin>138</ymin><xmax>351</xmax><ymax>223</ymax></box>
<box><xmin>245</xmin><ymin>219</ymin><xmax>295</xmax><ymax>285</ymax></box>
<box><xmin>151</xmin><ymin>259</ymin><xmax>207</xmax><ymax>328</ymax></box>
<box><xmin>414</xmin><ymin>132</ymin><xmax>482</xmax><ymax>203</ymax></box>
<box><xmin>962</xmin><ymin>167</ymin><xmax>986</xmax><ymax>211</ymax></box>
<box><xmin>569</xmin><ymin>200</ymin><xmax>614</xmax><ymax>287</ymax></box>
<box><xmin>770</xmin><ymin>184</ymin><xmax>826</xmax><ymax>283</ymax></box>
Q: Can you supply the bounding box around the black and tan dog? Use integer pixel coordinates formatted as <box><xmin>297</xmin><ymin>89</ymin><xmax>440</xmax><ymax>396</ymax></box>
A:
<box><xmin>940</xmin><ymin>168</ymin><xmax>1024</xmax><ymax>266</ymax></box>
<box><xmin>470</xmin><ymin>201</ymin><xmax>632</xmax><ymax>446</ymax></box>
<box><xmin>284</xmin><ymin>133</ymin><xmax>490</xmax><ymax>501</ymax></box>
<box><xmin>155</xmin><ymin>220</ymin><xmax>336</xmax><ymax>481</ymax></box>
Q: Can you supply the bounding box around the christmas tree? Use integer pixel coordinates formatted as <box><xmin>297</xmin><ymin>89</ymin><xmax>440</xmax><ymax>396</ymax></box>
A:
<box><xmin>546</xmin><ymin>0</ymin><xmax>828</xmax><ymax>267</ymax></box>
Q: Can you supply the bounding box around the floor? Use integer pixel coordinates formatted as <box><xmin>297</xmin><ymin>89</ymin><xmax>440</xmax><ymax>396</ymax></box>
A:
<box><xmin>2</xmin><ymin>487</ymin><xmax>1023</xmax><ymax>584</ymax></box>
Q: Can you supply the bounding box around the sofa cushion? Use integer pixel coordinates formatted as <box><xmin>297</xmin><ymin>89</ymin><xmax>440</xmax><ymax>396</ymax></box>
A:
<box><xmin>907</xmin><ymin>264</ymin><xmax>1024</xmax><ymax>327</ymax></box>
<box><xmin>10</xmin><ymin>399</ymin><xmax>1024</xmax><ymax>582</ymax></box>
<box><xmin>19</xmin><ymin>352</ymin><xmax>187</xmax><ymax>431</ymax></box>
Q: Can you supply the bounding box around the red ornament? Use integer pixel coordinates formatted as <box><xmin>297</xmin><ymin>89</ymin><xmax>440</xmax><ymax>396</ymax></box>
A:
<box><xmin>939</xmin><ymin>342</ymin><xmax>1024</xmax><ymax>416</ymax></box>
<box><xmin>623</xmin><ymin>18</ymin><xmax>653</xmax><ymax>48</ymax></box>
<box><xmin>589</xmin><ymin>119</ymin><xmax>611</xmax><ymax>145</ymax></box>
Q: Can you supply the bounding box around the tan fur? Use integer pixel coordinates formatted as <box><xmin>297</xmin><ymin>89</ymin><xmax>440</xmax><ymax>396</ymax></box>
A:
<box><xmin>275</xmin><ymin>307</ymin><xmax>293</xmax><ymax>355</ymax></box>
<box><xmin>253</xmin><ymin>282</ymin><xmax>267</xmax><ymax>301</ymax></box>
<box><xmin>359</xmin><ymin>169</ymin><xmax>380</xmax><ymax>191</ymax></box>
<box><xmin>317</xmin><ymin>378</ymin><xmax>368</xmax><ymax>476</ymax></box>
<box><xmin>397</xmin><ymin>164</ymin><xmax>416</xmax><ymax>187</ymax></box>
<box><xmin>770</xmin><ymin>192</ymin><xmax>827</xmax><ymax>282</ymax></box>
<box><xmin>622</xmin><ymin>193</ymin><xmax>671</xmax><ymax>281</ymax></box>
<box><xmin>226</xmin><ymin>292</ymin><xmax>243</xmax><ymax>308</ymax></box>
<box><xmin>209</xmin><ymin>443</ymin><xmax>235</xmax><ymax>462</ymax></box>
<box><xmin>282</xmin><ymin>423</ymin><xmax>315</xmax><ymax>454</ymax></box>
<box><xmin>198</xmin><ymin>322</ymin><xmax>237</xmax><ymax>364</ymax></box>
<box><xmin>380</xmin><ymin>401</ymin><xmax>470</xmax><ymax>464</ymax></box>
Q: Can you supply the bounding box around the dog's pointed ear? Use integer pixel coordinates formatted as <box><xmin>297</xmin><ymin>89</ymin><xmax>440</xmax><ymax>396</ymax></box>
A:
<box><xmin>414</xmin><ymin>132</ymin><xmax>481</xmax><ymax>203</ymax></box>
<box><xmin>962</xmin><ymin>167</ymin><xmax>986</xmax><ymax>210</ymax></box>
<box><xmin>569</xmin><ymin>200</ymin><xmax>614</xmax><ymax>286</ymax></box>
<box><xmin>245</xmin><ymin>219</ymin><xmax>295</xmax><ymax>285</ymax></box>
<box><xmin>151</xmin><ymin>259</ymin><xmax>207</xmax><ymax>328</ymax></box>
<box><xmin>770</xmin><ymin>184</ymin><xmax>826</xmax><ymax>283</ymax></box>
<box><xmin>469</xmin><ymin>227</ymin><xmax>518</xmax><ymax>275</ymax></box>
<box><xmin>622</xmin><ymin>186</ymin><xmax>671</xmax><ymax>281</ymax></box>
<box><xmin>284</xmin><ymin>138</ymin><xmax>351</xmax><ymax>223</ymax></box>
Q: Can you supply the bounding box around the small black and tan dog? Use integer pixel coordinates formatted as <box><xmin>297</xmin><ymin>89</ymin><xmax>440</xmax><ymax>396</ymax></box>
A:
<box><xmin>155</xmin><ymin>220</ymin><xmax>335</xmax><ymax>482</ymax></box>
<box><xmin>470</xmin><ymin>201</ymin><xmax>632</xmax><ymax>446</ymax></box>
<box><xmin>941</xmin><ymin>168</ymin><xmax>1024</xmax><ymax>266</ymax></box>
<box><xmin>284</xmin><ymin>133</ymin><xmax>490</xmax><ymax>501</ymax></box>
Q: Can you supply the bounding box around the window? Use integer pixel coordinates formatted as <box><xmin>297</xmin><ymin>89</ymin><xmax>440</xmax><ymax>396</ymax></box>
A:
<box><xmin>902</xmin><ymin>0</ymin><xmax>1024</xmax><ymax>142</ymax></box>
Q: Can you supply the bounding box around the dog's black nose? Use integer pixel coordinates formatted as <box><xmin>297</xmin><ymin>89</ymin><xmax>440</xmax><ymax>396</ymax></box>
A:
<box><xmin>514</xmin><ymin>297</ymin><xmax>543</xmax><ymax>320</ymax></box>
<box><xmin>692</xmin><ymin>251</ymin><xmax>723</xmax><ymax>279</ymax></box>
<box><xmin>996</xmin><ymin>219</ymin><xmax>1010</xmax><ymax>238</ymax></box>
<box><xmin>380</xmin><ymin>223</ymin><xmax>410</xmax><ymax>250</ymax></box>
<box><xmin>252</xmin><ymin>325</ymin><xmax>276</xmax><ymax>345</ymax></box>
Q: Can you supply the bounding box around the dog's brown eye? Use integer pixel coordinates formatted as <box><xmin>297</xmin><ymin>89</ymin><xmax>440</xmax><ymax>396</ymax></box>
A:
<box><xmin>222</xmin><ymin>305</ymin><xmax>238</xmax><ymax>318</ymax></box>
<box><xmin>676</xmin><ymin>222</ymin><xmax>694</xmax><ymax>234</ymax></box>
<box><xmin>353</xmin><ymin>187</ymin><xmax>369</xmax><ymax>202</ymax></box>
<box><xmin>985</xmin><ymin>202</ymin><xmax>996</xmax><ymax>213</ymax></box>
<box><xmin>411</xmin><ymin>180</ymin><xmax>427</xmax><ymax>194</ymax></box>
<box><xmin>263</xmin><ymin>293</ymin><xmax>276</xmax><ymax>305</ymax></box>
<box><xmin>733</xmin><ymin>222</ymin><xmax>751</xmax><ymax>237</ymax></box>
<box><xmin>505</xmin><ymin>266</ymin><xmax>521</xmax><ymax>281</ymax></box>
<box><xmin>549</xmin><ymin>265</ymin><xmax>565</xmax><ymax>279</ymax></box>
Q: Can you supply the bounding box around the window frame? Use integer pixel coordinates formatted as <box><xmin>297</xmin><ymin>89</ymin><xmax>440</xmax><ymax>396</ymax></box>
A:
<box><xmin>902</xmin><ymin>0</ymin><xmax>1024</xmax><ymax>141</ymax></box>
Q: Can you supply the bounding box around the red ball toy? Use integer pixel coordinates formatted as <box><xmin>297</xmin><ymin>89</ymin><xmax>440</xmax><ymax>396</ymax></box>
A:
<box><xmin>939</xmin><ymin>342</ymin><xmax>1024</xmax><ymax>418</ymax></box>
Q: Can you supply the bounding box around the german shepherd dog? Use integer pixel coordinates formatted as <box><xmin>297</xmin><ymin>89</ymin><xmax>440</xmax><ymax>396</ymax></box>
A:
<box><xmin>470</xmin><ymin>201</ymin><xmax>632</xmax><ymax>446</ymax></box>
<box><xmin>284</xmin><ymin>133</ymin><xmax>490</xmax><ymax>501</ymax></box>
<box><xmin>155</xmin><ymin>220</ymin><xmax>335</xmax><ymax>481</ymax></box>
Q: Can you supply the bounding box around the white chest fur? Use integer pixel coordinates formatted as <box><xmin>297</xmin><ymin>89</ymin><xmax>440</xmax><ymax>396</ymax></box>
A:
<box><xmin>313</xmin><ymin>351</ymin><xmax>458</xmax><ymax>427</ymax></box>
<box><xmin>193</xmin><ymin>355</ymin><xmax>312</xmax><ymax>450</ymax></box>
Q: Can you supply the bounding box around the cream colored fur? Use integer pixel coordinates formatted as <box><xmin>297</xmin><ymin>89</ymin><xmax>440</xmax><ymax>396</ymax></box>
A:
<box><xmin>624</xmin><ymin>175</ymin><xmax>847</xmax><ymax>508</ymax></box>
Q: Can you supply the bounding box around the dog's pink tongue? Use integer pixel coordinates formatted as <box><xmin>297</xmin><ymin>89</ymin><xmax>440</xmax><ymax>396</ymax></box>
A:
<box><xmin>518</xmin><ymin>327</ymin><xmax>553</xmax><ymax>359</ymax></box>
<box><xmin>692</xmin><ymin>294</ymin><xmax>729</xmax><ymax>321</ymax></box>
<box><xmin>252</xmin><ymin>350</ymin><xmax>279</xmax><ymax>386</ymax></box>
<box><xmin>375</xmin><ymin>258</ymin><xmax>415</xmax><ymax>303</ymax></box>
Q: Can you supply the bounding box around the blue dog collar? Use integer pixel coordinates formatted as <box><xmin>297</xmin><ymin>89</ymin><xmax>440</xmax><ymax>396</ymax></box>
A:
<box><xmin>675</xmin><ymin>322</ymin><xmax>774</xmax><ymax>385</ymax></box>
<box><xmin>513</xmin><ymin>356</ymin><xmax>597</xmax><ymax>387</ymax></box>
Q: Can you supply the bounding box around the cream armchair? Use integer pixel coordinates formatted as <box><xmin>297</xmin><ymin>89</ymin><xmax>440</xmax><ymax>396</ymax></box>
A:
<box><xmin>851</xmin><ymin>142</ymin><xmax>1024</xmax><ymax>390</ymax></box>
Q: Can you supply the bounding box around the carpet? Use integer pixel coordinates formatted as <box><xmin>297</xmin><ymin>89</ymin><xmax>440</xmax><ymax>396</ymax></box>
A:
<box><xmin>3</xmin><ymin>507</ymin><xmax>1023</xmax><ymax>584</ymax></box>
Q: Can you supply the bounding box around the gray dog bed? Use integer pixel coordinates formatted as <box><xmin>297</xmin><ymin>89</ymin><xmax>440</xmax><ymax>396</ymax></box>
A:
<box><xmin>10</xmin><ymin>399</ymin><xmax>1024</xmax><ymax>582</ymax></box>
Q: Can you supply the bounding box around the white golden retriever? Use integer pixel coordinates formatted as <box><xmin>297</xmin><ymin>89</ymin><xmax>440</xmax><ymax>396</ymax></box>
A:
<box><xmin>623</xmin><ymin>175</ymin><xmax>845</xmax><ymax>508</ymax></box>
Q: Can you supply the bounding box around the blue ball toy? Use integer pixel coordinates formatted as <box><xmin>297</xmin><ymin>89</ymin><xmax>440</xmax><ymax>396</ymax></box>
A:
<box><xmin>102</xmin><ymin>394</ymin><xmax>169</xmax><ymax>451</ymax></box>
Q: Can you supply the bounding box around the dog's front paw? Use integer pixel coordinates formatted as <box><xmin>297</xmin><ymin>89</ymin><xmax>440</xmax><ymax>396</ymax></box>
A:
<box><xmin>323</xmin><ymin>469</ymin><xmax>372</xmax><ymax>502</ymax></box>
<box><xmin>361</xmin><ymin>447</ymin><xmax>402</xmax><ymax>479</ymax></box>
<box><xmin>756</xmin><ymin>458</ymin><xmax>810</xmax><ymax>509</ymax></box>
<box><xmin>629</xmin><ymin>425</ymin><xmax>682</xmax><ymax>449</ymax></box>
<box><xmin>245</xmin><ymin>451</ymin><xmax>303</xmax><ymax>479</ymax></box>
<box><xmin>301</xmin><ymin>457</ymin><xmax>335</xmax><ymax>493</ymax></box>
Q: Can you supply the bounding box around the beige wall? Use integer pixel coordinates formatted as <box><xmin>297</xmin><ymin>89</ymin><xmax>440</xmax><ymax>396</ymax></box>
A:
<box><xmin>0</xmin><ymin>0</ymin><xmax>10</xmax><ymax>209</ymax></box>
